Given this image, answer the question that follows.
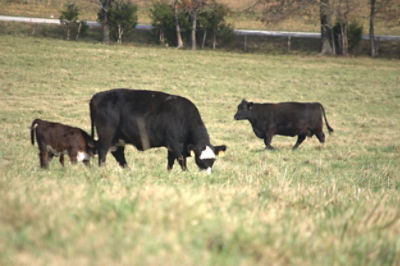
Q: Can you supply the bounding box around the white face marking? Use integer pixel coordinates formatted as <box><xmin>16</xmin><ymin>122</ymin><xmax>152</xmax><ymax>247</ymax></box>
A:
<box><xmin>77</xmin><ymin>151</ymin><xmax>90</xmax><ymax>162</ymax></box>
<box><xmin>207</xmin><ymin>167</ymin><xmax>212</xmax><ymax>175</ymax></box>
<box><xmin>199</xmin><ymin>146</ymin><xmax>216</xmax><ymax>160</ymax></box>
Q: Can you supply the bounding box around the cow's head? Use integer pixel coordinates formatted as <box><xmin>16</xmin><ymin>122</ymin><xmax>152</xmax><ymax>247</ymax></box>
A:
<box><xmin>87</xmin><ymin>139</ymin><xmax>98</xmax><ymax>156</ymax></box>
<box><xmin>234</xmin><ymin>99</ymin><xmax>253</xmax><ymax>120</ymax></box>
<box><xmin>188</xmin><ymin>144</ymin><xmax>227</xmax><ymax>174</ymax></box>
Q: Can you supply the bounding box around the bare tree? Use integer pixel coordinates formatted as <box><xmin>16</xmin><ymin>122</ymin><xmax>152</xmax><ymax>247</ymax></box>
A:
<box><xmin>183</xmin><ymin>0</ymin><xmax>208</xmax><ymax>50</ymax></box>
<box><xmin>368</xmin><ymin>0</ymin><xmax>399</xmax><ymax>57</ymax></box>
<box><xmin>174</xmin><ymin>0</ymin><xmax>184</xmax><ymax>48</ymax></box>
<box><xmin>98</xmin><ymin>0</ymin><xmax>114</xmax><ymax>43</ymax></box>
<box><xmin>320</xmin><ymin>0</ymin><xmax>335</xmax><ymax>54</ymax></box>
<box><xmin>369</xmin><ymin>0</ymin><xmax>377</xmax><ymax>57</ymax></box>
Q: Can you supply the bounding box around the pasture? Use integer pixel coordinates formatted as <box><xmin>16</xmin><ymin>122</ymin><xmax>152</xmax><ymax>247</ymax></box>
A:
<box><xmin>0</xmin><ymin>35</ymin><xmax>399</xmax><ymax>265</ymax></box>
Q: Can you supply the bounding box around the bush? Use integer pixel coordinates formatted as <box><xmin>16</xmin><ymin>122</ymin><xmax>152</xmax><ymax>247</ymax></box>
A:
<box><xmin>333</xmin><ymin>21</ymin><xmax>363</xmax><ymax>54</ymax></box>
<box><xmin>149</xmin><ymin>1</ymin><xmax>191</xmax><ymax>46</ymax></box>
<box><xmin>98</xmin><ymin>0</ymin><xmax>138</xmax><ymax>44</ymax></box>
<box><xmin>150</xmin><ymin>0</ymin><xmax>232</xmax><ymax>48</ymax></box>
<box><xmin>59</xmin><ymin>3</ymin><xmax>79</xmax><ymax>40</ymax></box>
<box><xmin>198</xmin><ymin>1</ymin><xmax>233</xmax><ymax>48</ymax></box>
<box><xmin>348</xmin><ymin>22</ymin><xmax>363</xmax><ymax>51</ymax></box>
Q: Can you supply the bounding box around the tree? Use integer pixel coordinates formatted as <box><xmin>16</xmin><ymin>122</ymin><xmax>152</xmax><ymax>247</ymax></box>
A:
<box><xmin>368</xmin><ymin>0</ymin><xmax>399</xmax><ymax>57</ymax></box>
<box><xmin>198</xmin><ymin>0</ymin><xmax>231</xmax><ymax>49</ymax></box>
<box><xmin>174</xmin><ymin>0</ymin><xmax>184</xmax><ymax>48</ymax></box>
<box><xmin>60</xmin><ymin>3</ymin><xmax>79</xmax><ymax>41</ymax></box>
<box><xmin>150</xmin><ymin>1</ymin><xmax>174</xmax><ymax>45</ymax></box>
<box><xmin>107</xmin><ymin>0</ymin><xmax>138</xmax><ymax>43</ymax></box>
<box><xmin>98</xmin><ymin>0</ymin><xmax>114</xmax><ymax>43</ymax></box>
<box><xmin>150</xmin><ymin>1</ymin><xmax>191</xmax><ymax>47</ymax></box>
<box><xmin>182</xmin><ymin>0</ymin><xmax>208</xmax><ymax>50</ymax></box>
<box><xmin>370</xmin><ymin>0</ymin><xmax>377</xmax><ymax>57</ymax></box>
<box><xmin>319</xmin><ymin>0</ymin><xmax>335</xmax><ymax>54</ymax></box>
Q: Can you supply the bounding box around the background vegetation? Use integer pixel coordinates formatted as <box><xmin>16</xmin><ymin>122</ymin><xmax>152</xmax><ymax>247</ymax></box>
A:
<box><xmin>0</xmin><ymin>35</ymin><xmax>399</xmax><ymax>265</ymax></box>
<box><xmin>0</xmin><ymin>0</ymin><xmax>399</xmax><ymax>35</ymax></box>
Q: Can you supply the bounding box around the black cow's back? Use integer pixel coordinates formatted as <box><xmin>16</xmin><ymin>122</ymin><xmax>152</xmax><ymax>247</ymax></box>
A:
<box><xmin>90</xmin><ymin>89</ymin><xmax>209</xmax><ymax>150</ymax></box>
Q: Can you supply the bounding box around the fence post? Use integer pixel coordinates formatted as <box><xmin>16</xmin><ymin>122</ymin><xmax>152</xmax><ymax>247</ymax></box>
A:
<box><xmin>244</xmin><ymin>35</ymin><xmax>248</xmax><ymax>52</ymax></box>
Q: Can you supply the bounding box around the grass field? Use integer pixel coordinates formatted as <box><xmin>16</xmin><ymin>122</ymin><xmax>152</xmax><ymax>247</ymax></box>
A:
<box><xmin>0</xmin><ymin>35</ymin><xmax>400</xmax><ymax>265</ymax></box>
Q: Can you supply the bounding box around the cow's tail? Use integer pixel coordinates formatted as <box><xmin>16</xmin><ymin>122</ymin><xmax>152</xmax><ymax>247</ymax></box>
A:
<box><xmin>319</xmin><ymin>103</ymin><xmax>334</xmax><ymax>134</ymax></box>
<box><xmin>30</xmin><ymin>119</ymin><xmax>41</xmax><ymax>145</ymax></box>
<box><xmin>89</xmin><ymin>98</ymin><xmax>96</xmax><ymax>140</ymax></box>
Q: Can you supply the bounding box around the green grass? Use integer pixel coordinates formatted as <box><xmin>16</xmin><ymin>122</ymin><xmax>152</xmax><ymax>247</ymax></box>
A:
<box><xmin>0</xmin><ymin>35</ymin><xmax>400</xmax><ymax>265</ymax></box>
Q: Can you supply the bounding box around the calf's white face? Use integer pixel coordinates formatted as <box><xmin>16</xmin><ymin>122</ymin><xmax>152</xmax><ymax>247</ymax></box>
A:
<box><xmin>77</xmin><ymin>151</ymin><xmax>90</xmax><ymax>162</ymax></box>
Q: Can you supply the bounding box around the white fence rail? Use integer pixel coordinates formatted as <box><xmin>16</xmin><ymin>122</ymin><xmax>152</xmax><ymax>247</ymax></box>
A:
<box><xmin>1</xmin><ymin>14</ymin><xmax>400</xmax><ymax>41</ymax></box>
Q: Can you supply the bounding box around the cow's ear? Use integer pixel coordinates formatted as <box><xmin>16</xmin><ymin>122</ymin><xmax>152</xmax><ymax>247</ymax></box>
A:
<box><xmin>214</xmin><ymin>145</ymin><xmax>227</xmax><ymax>157</ymax></box>
<box><xmin>241</xmin><ymin>99</ymin><xmax>248</xmax><ymax>105</ymax></box>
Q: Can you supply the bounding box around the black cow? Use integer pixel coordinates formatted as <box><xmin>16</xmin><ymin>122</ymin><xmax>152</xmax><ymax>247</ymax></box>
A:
<box><xmin>30</xmin><ymin>119</ymin><xmax>97</xmax><ymax>168</ymax></box>
<box><xmin>234</xmin><ymin>100</ymin><xmax>333</xmax><ymax>150</ymax></box>
<box><xmin>89</xmin><ymin>89</ymin><xmax>227</xmax><ymax>173</ymax></box>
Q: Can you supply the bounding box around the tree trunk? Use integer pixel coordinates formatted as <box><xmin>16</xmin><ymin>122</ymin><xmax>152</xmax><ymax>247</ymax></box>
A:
<box><xmin>117</xmin><ymin>24</ymin><xmax>123</xmax><ymax>44</ymax></box>
<box><xmin>174</xmin><ymin>0</ymin><xmax>184</xmax><ymax>48</ymax></box>
<box><xmin>342</xmin><ymin>0</ymin><xmax>349</xmax><ymax>55</ymax></box>
<box><xmin>212</xmin><ymin>31</ymin><xmax>216</xmax><ymax>49</ymax></box>
<box><xmin>159</xmin><ymin>29</ymin><xmax>165</xmax><ymax>45</ymax></box>
<box><xmin>341</xmin><ymin>23</ymin><xmax>348</xmax><ymax>55</ymax></box>
<box><xmin>66</xmin><ymin>23</ymin><xmax>70</xmax><ymax>41</ymax></box>
<box><xmin>202</xmin><ymin>30</ymin><xmax>207</xmax><ymax>48</ymax></box>
<box><xmin>320</xmin><ymin>0</ymin><xmax>335</xmax><ymax>55</ymax></box>
<box><xmin>191</xmin><ymin>10</ymin><xmax>197</xmax><ymax>50</ymax></box>
<box><xmin>369</xmin><ymin>0</ymin><xmax>377</xmax><ymax>57</ymax></box>
<box><xmin>76</xmin><ymin>21</ymin><xmax>82</xmax><ymax>40</ymax></box>
<box><xmin>99</xmin><ymin>0</ymin><xmax>112</xmax><ymax>44</ymax></box>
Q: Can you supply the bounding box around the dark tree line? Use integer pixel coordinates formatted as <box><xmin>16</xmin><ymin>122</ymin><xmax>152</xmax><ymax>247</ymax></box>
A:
<box><xmin>63</xmin><ymin>0</ymin><xmax>398</xmax><ymax>56</ymax></box>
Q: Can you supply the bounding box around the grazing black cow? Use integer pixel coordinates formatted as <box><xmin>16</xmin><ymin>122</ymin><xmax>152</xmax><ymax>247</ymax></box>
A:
<box><xmin>234</xmin><ymin>100</ymin><xmax>333</xmax><ymax>150</ymax></box>
<box><xmin>30</xmin><ymin>119</ymin><xmax>97</xmax><ymax>168</ymax></box>
<box><xmin>89</xmin><ymin>89</ymin><xmax>227</xmax><ymax>173</ymax></box>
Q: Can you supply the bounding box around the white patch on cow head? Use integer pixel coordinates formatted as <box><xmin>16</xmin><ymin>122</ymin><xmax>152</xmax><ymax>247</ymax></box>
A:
<box><xmin>206</xmin><ymin>167</ymin><xmax>212</xmax><ymax>175</ymax></box>
<box><xmin>77</xmin><ymin>151</ymin><xmax>90</xmax><ymax>162</ymax></box>
<box><xmin>199</xmin><ymin>146</ymin><xmax>216</xmax><ymax>160</ymax></box>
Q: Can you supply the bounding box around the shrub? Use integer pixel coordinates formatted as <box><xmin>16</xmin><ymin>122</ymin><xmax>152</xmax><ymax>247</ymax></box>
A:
<box><xmin>98</xmin><ymin>0</ymin><xmax>138</xmax><ymax>44</ymax></box>
<box><xmin>60</xmin><ymin>3</ymin><xmax>79</xmax><ymax>40</ymax></box>
<box><xmin>198</xmin><ymin>1</ymin><xmax>233</xmax><ymax>48</ymax></box>
<box><xmin>149</xmin><ymin>1</ymin><xmax>191</xmax><ymax>46</ymax></box>
<box><xmin>348</xmin><ymin>22</ymin><xmax>363</xmax><ymax>51</ymax></box>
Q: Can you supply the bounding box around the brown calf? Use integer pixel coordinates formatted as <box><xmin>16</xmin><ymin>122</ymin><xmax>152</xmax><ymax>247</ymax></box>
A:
<box><xmin>30</xmin><ymin>119</ymin><xmax>96</xmax><ymax>168</ymax></box>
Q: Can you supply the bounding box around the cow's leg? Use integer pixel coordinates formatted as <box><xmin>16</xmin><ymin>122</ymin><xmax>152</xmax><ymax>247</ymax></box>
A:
<box><xmin>59</xmin><ymin>154</ymin><xmax>65</xmax><ymax>167</ymax></box>
<box><xmin>316</xmin><ymin>131</ymin><xmax>325</xmax><ymax>144</ymax></box>
<box><xmin>167</xmin><ymin>141</ymin><xmax>186</xmax><ymax>171</ymax></box>
<box><xmin>111</xmin><ymin>146</ymin><xmax>128</xmax><ymax>168</ymax></box>
<box><xmin>97</xmin><ymin>130</ymin><xmax>115</xmax><ymax>167</ymax></box>
<box><xmin>69</xmin><ymin>150</ymin><xmax>78</xmax><ymax>165</ymax></box>
<box><xmin>167</xmin><ymin>151</ymin><xmax>175</xmax><ymax>170</ymax></box>
<box><xmin>293</xmin><ymin>135</ymin><xmax>306</xmax><ymax>150</ymax></box>
<box><xmin>177</xmin><ymin>156</ymin><xmax>187</xmax><ymax>171</ymax></box>
<box><xmin>264</xmin><ymin>135</ymin><xmax>274</xmax><ymax>150</ymax></box>
<box><xmin>48</xmin><ymin>153</ymin><xmax>54</xmax><ymax>163</ymax></box>
<box><xmin>39</xmin><ymin>150</ymin><xmax>49</xmax><ymax>168</ymax></box>
<box><xmin>83</xmin><ymin>159</ymin><xmax>90</xmax><ymax>167</ymax></box>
